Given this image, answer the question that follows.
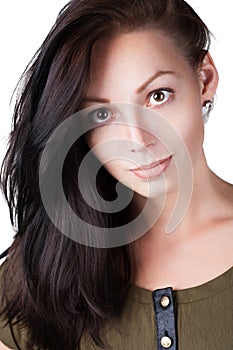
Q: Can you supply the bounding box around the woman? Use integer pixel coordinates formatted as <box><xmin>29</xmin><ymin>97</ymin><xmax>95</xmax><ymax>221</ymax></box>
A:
<box><xmin>0</xmin><ymin>0</ymin><xmax>232</xmax><ymax>349</ymax></box>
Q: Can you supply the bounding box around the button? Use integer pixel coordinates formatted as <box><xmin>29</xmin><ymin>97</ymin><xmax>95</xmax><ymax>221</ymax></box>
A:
<box><xmin>152</xmin><ymin>287</ymin><xmax>177</xmax><ymax>349</ymax></box>
<box><xmin>161</xmin><ymin>336</ymin><xmax>172</xmax><ymax>348</ymax></box>
<box><xmin>160</xmin><ymin>295</ymin><xmax>170</xmax><ymax>308</ymax></box>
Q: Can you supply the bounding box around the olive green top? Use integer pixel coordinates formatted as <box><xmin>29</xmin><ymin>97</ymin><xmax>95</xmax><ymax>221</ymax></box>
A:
<box><xmin>0</xmin><ymin>260</ymin><xmax>232</xmax><ymax>350</ymax></box>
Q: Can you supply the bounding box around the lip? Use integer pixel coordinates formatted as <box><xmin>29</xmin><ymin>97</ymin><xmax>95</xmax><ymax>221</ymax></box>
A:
<box><xmin>130</xmin><ymin>156</ymin><xmax>172</xmax><ymax>171</ymax></box>
<box><xmin>129</xmin><ymin>155</ymin><xmax>172</xmax><ymax>179</ymax></box>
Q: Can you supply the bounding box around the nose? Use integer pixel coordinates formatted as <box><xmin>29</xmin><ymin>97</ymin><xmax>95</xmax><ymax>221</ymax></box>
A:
<box><xmin>125</xmin><ymin>123</ymin><xmax>156</xmax><ymax>152</ymax></box>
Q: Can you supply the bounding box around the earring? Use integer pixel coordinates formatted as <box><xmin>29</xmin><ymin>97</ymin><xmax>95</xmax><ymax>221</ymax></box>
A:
<box><xmin>202</xmin><ymin>100</ymin><xmax>213</xmax><ymax>124</ymax></box>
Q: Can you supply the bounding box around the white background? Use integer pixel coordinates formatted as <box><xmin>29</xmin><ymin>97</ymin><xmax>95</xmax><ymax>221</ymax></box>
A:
<box><xmin>0</xmin><ymin>1</ymin><xmax>232</xmax><ymax>252</ymax></box>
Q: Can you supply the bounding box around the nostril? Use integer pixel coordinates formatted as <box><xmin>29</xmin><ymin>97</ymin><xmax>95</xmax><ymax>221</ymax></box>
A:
<box><xmin>146</xmin><ymin>141</ymin><xmax>156</xmax><ymax>147</ymax></box>
<box><xmin>130</xmin><ymin>139</ymin><xmax>156</xmax><ymax>153</ymax></box>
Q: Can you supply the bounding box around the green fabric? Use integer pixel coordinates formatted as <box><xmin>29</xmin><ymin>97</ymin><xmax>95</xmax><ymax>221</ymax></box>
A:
<box><xmin>0</xmin><ymin>260</ymin><xmax>30</xmax><ymax>350</ymax></box>
<box><xmin>0</xmin><ymin>259</ymin><xmax>232</xmax><ymax>349</ymax></box>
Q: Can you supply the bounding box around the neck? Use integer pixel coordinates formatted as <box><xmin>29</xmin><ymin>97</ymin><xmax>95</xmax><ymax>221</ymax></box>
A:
<box><xmin>127</xmin><ymin>149</ymin><xmax>233</xmax><ymax>290</ymax></box>
<box><xmin>131</xmin><ymin>147</ymin><xmax>232</xmax><ymax>246</ymax></box>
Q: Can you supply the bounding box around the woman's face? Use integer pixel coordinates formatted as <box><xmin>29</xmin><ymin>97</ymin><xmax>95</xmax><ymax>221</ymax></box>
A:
<box><xmin>81</xmin><ymin>30</ymin><xmax>205</xmax><ymax>198</ymax></box>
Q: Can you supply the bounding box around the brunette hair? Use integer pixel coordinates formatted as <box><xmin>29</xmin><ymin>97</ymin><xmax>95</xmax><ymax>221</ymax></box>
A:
<box><xmin>0</xmin><ymin>1</ymin><xmax>211</xmax><ymax>349</ymax></box>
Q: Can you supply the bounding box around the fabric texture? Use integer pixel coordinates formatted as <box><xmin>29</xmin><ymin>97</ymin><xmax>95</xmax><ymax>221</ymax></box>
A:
<box><xmin>0</xmin><ymin>259</ymin><xmax>232</xmax><ymax>350</ymax></box>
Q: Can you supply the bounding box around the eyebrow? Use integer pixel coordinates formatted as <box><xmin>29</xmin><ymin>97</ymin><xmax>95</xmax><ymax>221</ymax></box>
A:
<box><xmin>136</xmin><ymin>70</ymin><xmax>177</xmax><ymax>94</ymax></box>
<box><xmin>83</xmin><ymin>70</ymin><xmax>178</xmax><ymax>103</ymax></box>
<box><xmin>83</xmin><ymin>97</ymin><xmax>110</xmax><ymax>104</ymax></box>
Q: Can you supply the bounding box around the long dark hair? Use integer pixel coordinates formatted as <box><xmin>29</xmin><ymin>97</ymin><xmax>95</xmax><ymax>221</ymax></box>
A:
<box><xmin>0</xmin><ymin>1</ymin><xmax>211</xmax><ymax>349</ymax></box>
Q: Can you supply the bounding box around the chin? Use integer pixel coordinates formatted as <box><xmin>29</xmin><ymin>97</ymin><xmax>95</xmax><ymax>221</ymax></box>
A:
<box><xmin>134</xmin><ymin>176</ymin><xmax>178</xmax><ymax>199</ymax></box>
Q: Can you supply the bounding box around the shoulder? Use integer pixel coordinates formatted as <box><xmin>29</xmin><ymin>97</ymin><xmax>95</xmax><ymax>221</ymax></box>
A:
<box><xmin>0</xmin><ymin>260</ymin><xmax>30</xmax><ymax>350</ymax></box>
<box><xmin>0</xmin><ymin>260</ymin><xmax>112</xmax><ymax>350</ymax></box>
<box><xmin>0</xmin><ymin>340</ymin><xmax>13</xmax><ymax>349</ymax></box>
<box><xmin>0</xmin><ymin>261</ymin><xmax>15</xmax><ymax>349</ymax></box>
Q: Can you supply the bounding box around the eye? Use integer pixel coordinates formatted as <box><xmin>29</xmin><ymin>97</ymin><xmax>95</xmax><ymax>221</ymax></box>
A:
<box><xmin>87</xmin><ymin>107</ymin><xmax>113</xmax><ymax>124</ymax></box>
<box><xmin>147</xmin><ymin>88</ymin><xmax>174</xmax><ymax>108</ymax></box>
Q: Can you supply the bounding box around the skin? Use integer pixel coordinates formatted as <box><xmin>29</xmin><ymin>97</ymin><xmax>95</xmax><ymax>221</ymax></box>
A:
<box><xmin>82</xmin><ymin>30</ymin><xmax>233</xmax><ymax>291</ymax></box>
<box><xmin>1</xmin><ymin>28</ymin><xmax>232</xmax><ymax>350</ymax></box>
<box><xmin>1</xmin><ymin>30</ymin><xmax>231</xmax><ymax>350</ymax></box>
<box><xmin>0</xmin><ymin>342</ymin><xmax>12</xmax><ymax>349</ymax></box>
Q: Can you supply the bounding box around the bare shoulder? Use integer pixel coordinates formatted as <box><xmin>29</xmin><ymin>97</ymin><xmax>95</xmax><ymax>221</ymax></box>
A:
<box><xmin>0</xmin><ymin>341</ymin><xmax>13</xmax><ymax>350</ymax></box>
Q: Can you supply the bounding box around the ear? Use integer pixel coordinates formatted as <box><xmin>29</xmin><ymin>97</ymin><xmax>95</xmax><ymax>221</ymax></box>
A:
<box><xmin>197</xmin><ymin>52</ymin><xmax>219</xmax><ymax>104</ymax></box>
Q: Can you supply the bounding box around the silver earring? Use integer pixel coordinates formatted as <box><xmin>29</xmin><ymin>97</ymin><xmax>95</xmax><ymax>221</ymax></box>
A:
<box><xmin>202</xmin><ymin>100</ymin><xmax>213</xmax><ymax>124</ymax></box>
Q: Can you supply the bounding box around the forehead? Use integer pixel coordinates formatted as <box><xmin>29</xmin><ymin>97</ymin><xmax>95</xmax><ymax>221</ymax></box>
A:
<box><xmin>87</xmin><ymin>30</ymin><xmax>191</xmax><ymax>98</ymax></box>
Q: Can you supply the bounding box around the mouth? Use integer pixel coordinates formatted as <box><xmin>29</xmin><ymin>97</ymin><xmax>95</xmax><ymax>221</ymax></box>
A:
<box><xmin>130</xmin><ymin>156</ymin><xmax>172</xmax><ymax>171</ymax></box>
<box><xmin>129</xmin><ymin>155</ymin><xmax>172</xmax><ymax>180</ymax></box>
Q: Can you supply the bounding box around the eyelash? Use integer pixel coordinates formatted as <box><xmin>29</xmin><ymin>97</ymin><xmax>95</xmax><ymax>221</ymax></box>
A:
<box><xmin>87</xmin><ymin>88</ymin><xmax>175</xmax><ymax>125</ymax></box>
<box><xmin>146</xmin><ymin>88</ymin><xmax>175</xmax><ymax>109</ymax></box>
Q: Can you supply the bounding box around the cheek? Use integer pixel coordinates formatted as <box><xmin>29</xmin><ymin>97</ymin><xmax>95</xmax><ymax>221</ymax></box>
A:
<box><xmin>103</xmin><ymin>160</ymin><xmax>125</xmax><ymax>174</ymax></box>
<box><xmin>98</xmin><ymin>160</ymin><xmax>130</xmax><ymax>186</ymax></box>
<box><xmin>84</xmin><ymin>130</ymin><xmax>104</xmax><ymax>158</ymax></box>
<box><xmin>84</xmin><ymin>130</ymin><xmax>98</xmax><ymax>149</ymax></box>
<box><xmin>84</xmin><ymin>125</ymin><xmax>128</xmax><ymax>163</ymax></box>
<box><xmin>182</xmin><ymin>99</ymin><xmax>204</xmax><ymax>145</ymax></box>
<box><xmin>84</xmin><ymin>129</ymin><xmax>120</xmax><ymax>167</ymax></box>
<box><xmin>84</xmin><ymin>125</ymin><xmax>114</xmax><ymax>147</ymax></box>
<box><xmin>173</xmin><ymin>109</ymin><xmax>204</xmax><ymax>164</ymax></box>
